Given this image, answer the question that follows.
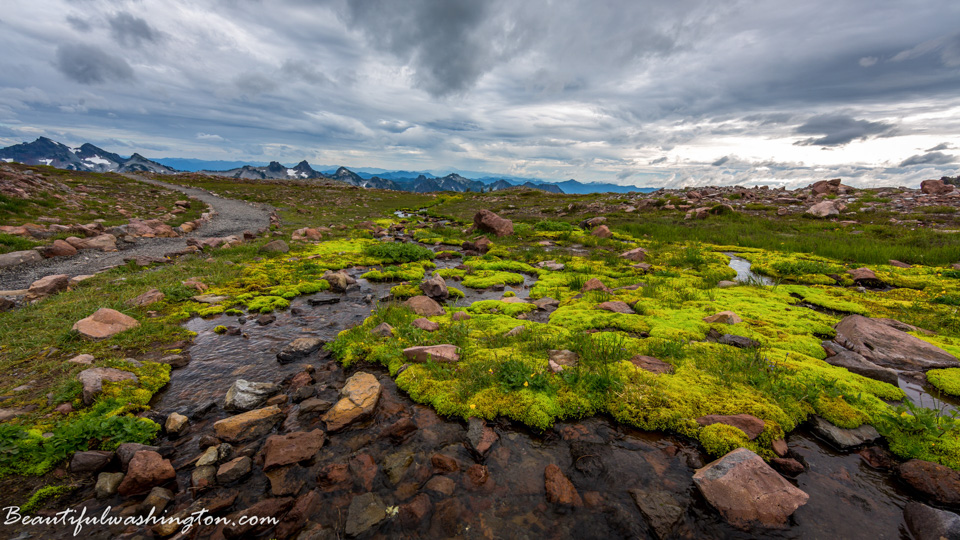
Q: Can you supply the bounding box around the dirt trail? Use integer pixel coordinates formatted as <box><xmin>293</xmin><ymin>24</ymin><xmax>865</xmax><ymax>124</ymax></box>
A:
<box><xmin>0</xmin><ymin>174</ymin><xmax>274</xmax><ymax>290</ymax></box>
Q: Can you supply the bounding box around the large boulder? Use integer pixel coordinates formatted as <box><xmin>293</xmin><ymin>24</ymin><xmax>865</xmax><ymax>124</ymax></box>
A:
<box><xmin>904</xmin><ymin>501</ymin><xmax>960</xmax><ymax>540</ymax></box>
<box><xmin>473</xmin><ymin>209</ymin><xmax>514</xmax><ymax>237</ymax></box>
<box><xmin>78</xmin><ymin>367</ymin><xmax>138</xmax><ymax>405</ymax></box>
<box><xmin>224</xmin><ymin>380</ymin><xmax>280</xmax><ymax>411</ymax></box>
<box><xmin>259</xmin><ymin>239</ymin><xmax>289</xmax><ymax>253</ymax></box>
<box><xmin>805</xmin><ymin>200</ymin><xmax>843</xmax><ymax>218</ymax></box>
<box><xmin>824</xmin><ymin>349</ymin><xmax>899</xmax><ymax>386</ymax></box>
<box><xmin>921</xmin><ymin>179</ymin><xmax>956</xmax><ymax>195</ymax></box>
<box><xmin>0</xmin><ymin>249</ymin><xmax>43</xmax><ymax>268</ymax></box>
<box><xmin>322</xmin><ymin>372</ymin><xmax>381</xmax><ymax>432</ymax></box>
<box><xmin>420</xmin><ymin>274</ymin><xmax>449</xmax><ymax>299</ymax></box>
<box><xmin>693</xmin><ymin>448</ymin><xmax>808</xmax><ymax>529</ymax></box>
<box><xmin>898</xmin><ymin>459</ymin><xmax>960</xmax><ymax>505</ymax></box>
<box><xmin>213</xmin><ymin>405</ymin><xmax>285</xmax><ymax>443</ymax></box>
<box><xmin>72</xmin><ymin>308</ymin><xmax>140</xmax><ymax>340</ymax></box>
<box><xmin>834</xmin><ymin>315</ymin><xmax>959</xmax><ymax>370</ymax></box>
<box><xmin>117</xmin><ymin>451</ymin><xmax>176</xmax><ymax>496</ymax></box>
<box><xmin>404</xmin><ymin>295</ymin><xmax>445</xmax><ymax>316</ymax></box>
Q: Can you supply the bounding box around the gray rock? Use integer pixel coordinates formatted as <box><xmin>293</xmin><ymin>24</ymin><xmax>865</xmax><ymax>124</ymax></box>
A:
<box><xmin>420</xmin><ymin>274</ymin><xmax>449</xmax><ymax>299</ymax></box>
<box><xmin>95</xmin><ymin>472</ymin><xmax>125</xmax><ymax>498</ymax></box>
<box><xmin>277</xmin><ymin>337</ymin><xmax>326</xmax><ymax>364</ymax></box>
<box><xmin>345</xmin><ymin>492</ymin><xmax>387</xmax><ymax>536</ymax></box>
<box><xmin>224</xmin><ymin>379</ymin><xmax>280</xmax><ymax>411</ymax></box>
<box><xmin>70</xmin><ymin>450</ymin><xmax>114</xmax><ymax>473</ymax></box>
<box><xmin>903</xmin><ymin>501</ymin><xmax>960</xmax><ymax>540</ymax></box>
<box><xmin>0</xmin><ymin>250</ymin><xmax>43</xmax><ymax>268</ymax></box>
<box><xmin>260</xmin><ymin>239</ymin><xmax>289</xmax><ymax>253</ymax></box>
<box><xmin>718</xmin><ymin>334</ymin><xmax>760</xmax><ymax>349</ymax></box>
<box><xmin>629</xmin><ymin>488</ymin><xmax>685</xmax><ymax>540</ymax></box>
<box><xmin>824</xmin><ymin>350</ymin><xmax>899</xmax><ymax>386</ymax></box>
<box><xmin>141</xmin><ymin>487</ymin><xmax>174</xmax><ymax>516</ymax></box>
<box><xmin>834</xmin><ymin>315</ymin><xmax>959</xmax><ymax>370</ymax></box>
<box><xmin>810</xmin><ymin>416</ymin><xmax>880</xmax><ymax>449</ymax></box>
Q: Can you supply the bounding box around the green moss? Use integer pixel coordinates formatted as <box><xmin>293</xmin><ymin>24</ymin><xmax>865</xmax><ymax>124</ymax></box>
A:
<box><xmin>214</xmin><ymin>325</ymin><xmax>228</xmax><ymax>334</ymax></box>
<box><xmin>390</xmin><ymin>283</ymin><xmax>423</xmax><ymax>299</ymax></box>
<box><xmin>928</xmin><ymin>368</ymin><xmax>960</xmax><ymax>397</ymax></box>
<box><xmin>21</xmin><ymin>485</ymin><xmax>75</xmax><ymax>514</ymax></box>
<box><xmin>362</xmin><ymin>262</ymin><xmax>429</xmax><ymax>282</ymax></box>
<box><xmin>468</xmin><ymin>300</ymin><xmax>537</xmax><ymax>317</ymax></box>
<box><xmin>243</xmin><ymin>295</ymin><xmax>290</xmax><ymax>313</ymax></box>
<box><xmin>462</xmin><ymin>270</ymin><xmax>525</xmax><ymax>289</ymax></box>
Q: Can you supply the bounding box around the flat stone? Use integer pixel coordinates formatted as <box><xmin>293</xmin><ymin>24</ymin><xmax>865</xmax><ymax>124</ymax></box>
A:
<box><xmin>412</xmin><ymin>318</ymin><xmax>440</xmax><ymax>331</ymax></box>
<box><xmin>834</xmin><ymin>315</ymin><xmax>959</xmax><ymax>370</ymax></box>
<box><xmin>810</xmin><ymin>416</ymin><xmax>880</xmax><ymax>449</ymax></box>
<box><xmin>693</xmin><ymin>448</ymin><xmax>808</xmax><ymax>529</ymax></box>
<box><xmin>629</xmin><ymin>355</ymin><xmax>673</xmax><ymax>375</ymax></box>
<box><xmin>213</xmin><ymin>405</ymin><xmax>285</xmax><ymax>443</ymax></box>
<box><xmin>904</xmin><ymin>501</ymin><xmax>960</xmax><ymax>540</ymax></box>
<box><xmin>72</xmin><ymin>308</ymin><xmax>140</xmax><ymax>340</ymax></box>
<box><xmin>597</xmin><ymin>300</ymin><xmax>634</xmax><ymax>314</ymax></box>
<box><xmin>629</xmin><ymin>488</ymin><xmax>685</xmax><ymax>540</ymax></box>
<box><xmin>824</xmin><ymin>349</ymin><xmax>899</xmax><ymax>386</ymax></box>
<box><xmin>70</xmin><ymin>450</ymin><xmax>114</xmax><ymax>473</ymax></box>
<box><xmin>0</xmin><ymin>249</ymin><xmax>43</xmax><ymax>268</ymax></box>
<box><xmin>261</xmin><ymin>429</ymin><xmax>325</xmax><ymax>470</ymax></box>
<box><xmin>277</xmin><ymin>336</ymin><xmax>326</xmax><ymax>363</ymax></box>
<box><xmin>345</xmin><ymin>492</ymin><xmax>387</xmax><ymax>537</ymax></box>
<box><xmin>25</xmin><ymin>274</ymin><xmax>69</xmax><ymax>301</ymax></box>
<box><xmin>718</xmin><ymin>334</ymin><xmax>760</xmax><ymax>348</ymax></box>
<box><xmin>224</xmin><ymin>379</ymin><xmax>280</xmax><ymax>411</ymax></box>
<box><xmin>217</xmin><ymin>456</ymin><xmax>252</xmax><ymax>484</ymax></box>
<box><xmin>322</xmin><ymin>372</ymin><xmax>381</xmax><ymax>432</ymax></box>
<box><xmin>403</xmin><ymin>344</ymin><xmax>460</xmax><ymax>363</ymax></box>
<box><xmin>703</xmin><ymin>311</ymin><xmax>742</xmax><ymax>324</ymax></box>
<box><xmin>620</xmin><ymin>247</ymin><xmax>648</xmax><ymax>261</ymax></box>
<box><xmin>545</xmin><ymin>464</ymin><xmax>582</xmax><ymax>506</ymax></box>
<box><xmin>95</xmin><ymin>472</ymin><xmax>124</xmax><ymax>499</ymax></box>
<box><xmin>128</xmin><ymin>289</ymin><xmax>165</xmax><ymax>308</ymax></box>
<box><xmin>192</xmin><ymin>294</ymin><xmax>229</xmax><ymax>304</ymax></box>
<box><xmin>404</xmin><ymin>295</ymin><xmax>445</xmax><ymax>316</ymax></box>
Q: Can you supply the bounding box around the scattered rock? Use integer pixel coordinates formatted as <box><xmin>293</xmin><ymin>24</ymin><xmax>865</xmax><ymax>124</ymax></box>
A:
<box><xmin>452</xmin><ymin>311</ymin><xmax>471</xmax><ymax>321</ymax></box>
<box><xmin>72</xmin><ymin>308</ymin><xmax>140</xmax><ymax>340</ymax></box>
<box><xmin>117</xmin><ymin>443</ymin><xmax>160</xmax><ymax>471</ymax></box>
<box><xmin>421</xmin><ymin>274</ymin><xmax>449</xmax><ymax>299</ymax></box>
<box><xmin>213</xmin><ymin>405</ymin><xmax>286</xmax><ymax>443</ymax></box>
<box><xmin>260</xmin><ymin>239</ymin><xmax>290</xmax><ymax>253</ymax></box>
<box><xmin>95</xmin><ymin>471</ymin><xmax>124</xmax><ymax>499</ymax></box>
<box><xmin>412</xmin><ymin>318</ymin><xmax>440</xmax><ymax>331</ymax></box>
<box><xmin>217</xmin><ymin>456</ymin><xmax>253</xmax><ymax>484</ymax></box>
<box><xmin>345</xmin><ymin>492</ymin><xmax>387</xmax><ymax>537</ymax></box>
<box><xmin>581</xmin><ymin>277</ymin><xmax>609</xmax><ymax>292</ymax></box>
<box><xmin>25</xmin><ymin>274</ymin><xmax>69</xmax><ymax>301</ymax></box>
<box><xmin>404</xmin><ymin>295</ymin><xmax>445</xmax><ymax>316</ymax></box>
<box><xmin>371</xmin><ymin>322</ymin><xmax>394</xmax><ymax>337</ymax></box>
<box><xmin>117</xmin><ymin>451</ymin><xmax>176</xmax><ymax>496</ymax></box>
<box><xmin>77</xmin><ymin>367</ymin><xmax>138</xmax><ymax>405</ymax></box>
<box><xmin>164</xmin><ymin>412</ymin><xmax>188</xmax><ymax>435</ymax></box>
<box><xmin>262</xmin><ymin>430</ymin><xmax>325</xmax><ymax>470</ymax></box>
<box><xmin>473</xmin><ymin>209</ymin><xmax>514</xmax><ymax>237</ymax></box>
<box><xmin>834</xmin><ymin>315</ymin><xmax>959</xmax><ymax>370</ymax></box>
<box><xmin>620</xmin><ymin>247</ymin><xmax>647</xmax><ymax>261</ymax></box>
<box><xmin>224</xmin><ymin>380</ymin><xmax>280</xmax><ymax>411</ymax></box>
<box><xmin>467</xmin><ymin>417</ymin><xmax>498</xmax><ymax>457</ymax></box>
<box><xmin>693</xmin><ymin>448</ymin><xmax>809</xmax><ymax>529</ymax></box>
<box><xmin>544</xmin><ymin>464</ymin><xmax>582</xmax><ymax>506</ymax></box>
<box><xmin>718</xmin><ymin>334</ymin><xmax>760</xmax><ymax>348</ymax></box>
<box><xmin>70</xmin><ymin>450</ymin><xmax>114</xmax><ymax>474</ymax></box>
<box><xmin>127</xmin><ymin>288</ymin><xmax>165</xmax><ymax>308</ymax></box>
<box><xmin>898</xmin><ymin>459</ymin><xmax>960</xmax><ymax>505</ymax></box>
<box><xmin>629</xmin><ymin>355</ymin><xmax>673</xmax><ymax>375</ymax></box>
<box><xmin>38</xmin><ymin>239</ymin><xmax>77</xmax><ymax>258</ymax></box>
<box><xmin>591</xmin><ymin>225</ymin><xmax>612</xmax><ymax>238</ymax></box>
<box><xmin>629</xmin><ymin>488</ymin><xmax>685</xmax><ymax>540</ymax></box>
<box><xmin>277</xmin><ymin>336</ymin><xmax>326</xmax><ymax>363</ymax></box>
<box><xmin>402</xmin><ymin>344</ymin><xmax>460</xmax><ymax>363</ymax></box>
<box><xmin>597</xmin><ymin>300</ymin><xmax>634</xmax><ymax>314</ymax></box>
<box><xmin>805</xmin><ymin>200</ymin><xmax>844</xmax><ymax>218</ymax></box>
<box><xmin>921</xmin><ymin>179</ymin><xmax>956</xmax><ymax>195</ymax></box>
<box><xmin>810</xmin><ymin>416</ymin><xmax>880</xmax><ymax>449</ymax></box>
<box><xmin>322</xmin><ymin>372</ymin><xmax>381</xmax><ymax>431</ymax></box>
<box><xmin>771</xmin><ymin>457</ymin><xmax>805</xmax><ymax>476</ymax></box>
<box><xmin>141</xmin><ymin>487</ymin><xmax>175</xmax><ymax>516</ymax></box>
<box><xmin>703</xmin><ymin>311</ymin><xmax>742</xmax><ymax>324</ymax></box>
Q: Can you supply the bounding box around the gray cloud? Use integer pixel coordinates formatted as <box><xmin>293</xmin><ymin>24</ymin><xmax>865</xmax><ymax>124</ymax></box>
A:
<box><xmin>66</xmin><ymin>15</ymin><xmax>92</xmax><ymax>32</ymax></box>
<box><xmin>711</xmin><ymin>156</ymin><xmax>730</xmax><ymax>166</ymax></box>
<box><xmin>899</xmin><ymin>151</ymin><xmax>956</xmax><ymax>167</ymax></box>
<box><xmin>793</xmin><ymin>114</ymin><xmax>896</xmax><ymax>146</ymax></box>
<box><xmin>109</xmin><ymin>12</ymin><xmax>163</xmax><ymax>47</ymax></box>
<box><xmin>927</xmin><ymin>142</ymin><xmax>953</xmax><ymax>151</ymax></box>
<box><xmin>54</xmin><ymin>44</ymin><xmax>134</xmax><ymax>84</ymax></box>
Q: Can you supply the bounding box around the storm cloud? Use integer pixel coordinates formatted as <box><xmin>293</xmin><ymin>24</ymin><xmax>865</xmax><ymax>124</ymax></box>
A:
<box><xmin>0</xmin><ymin>0</ymin><xmax>957</xmax><ymax>188</ymax></box>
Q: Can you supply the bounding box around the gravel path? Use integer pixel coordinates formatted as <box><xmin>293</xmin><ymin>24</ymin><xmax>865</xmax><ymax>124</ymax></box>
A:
<box><xmin>0</xmin><ymin>174</ymin><xmax>275</xmax><ymax>290</ymax></box>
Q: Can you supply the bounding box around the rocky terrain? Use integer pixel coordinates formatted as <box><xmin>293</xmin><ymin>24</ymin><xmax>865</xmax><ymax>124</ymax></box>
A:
<box><xmin>2</xmin><ymin>168</ymin><xmax>960</xmax><ymax>538</ymax></box>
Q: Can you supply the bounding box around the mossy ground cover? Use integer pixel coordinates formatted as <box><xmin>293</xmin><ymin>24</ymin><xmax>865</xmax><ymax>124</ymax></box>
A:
<box><xmin>0</xmin><ymin>164</ymin><xmax>203</xmax><ymax>253</ymax></box>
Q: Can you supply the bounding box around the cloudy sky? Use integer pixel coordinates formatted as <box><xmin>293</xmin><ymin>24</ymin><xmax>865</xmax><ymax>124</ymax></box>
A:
<box><xmin>1</xmin><ymin>0</ymin><xmax>958</xmax><ymax>188</ymax></box>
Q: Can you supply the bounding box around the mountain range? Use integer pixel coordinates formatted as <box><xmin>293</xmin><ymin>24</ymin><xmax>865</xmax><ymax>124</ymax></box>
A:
<box><xmin>0</xmin><ymin>137</ymin><xmax>659</xmax><ymax>194</ymax></box>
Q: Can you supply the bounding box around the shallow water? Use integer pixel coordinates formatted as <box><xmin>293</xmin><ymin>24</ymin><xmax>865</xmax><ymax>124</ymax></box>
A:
<box><xmin>723</xmin><ymin>252</ymin><xmax>776</xmax><ymax>286</ymax></box>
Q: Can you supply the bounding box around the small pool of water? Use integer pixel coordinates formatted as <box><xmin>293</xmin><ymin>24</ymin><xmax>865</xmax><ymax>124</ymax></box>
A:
<box><xmin>723</xmin><ymin>252</ymin><xmax>776</xmax><ymax>285</ymax></box>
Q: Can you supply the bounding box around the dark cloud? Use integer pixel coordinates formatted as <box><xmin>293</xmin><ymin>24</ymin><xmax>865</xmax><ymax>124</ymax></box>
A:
<box><xmin>649</xmin><ymin>157</ymin><xmax>668</xmax><ymax>165</ymax></box>
<box><xmin>108</xmin><ymin>12</ymin><xmax>162</xmax><ymax>47</ymax></box>
<box><xmin>280</xmin><ymin>60</ymin><xmax>332</xmax><ymax>85</ymax></box>
<box><xmin>899</xmin><ymin>151</ymin><xmax>956</xmax><ymax>167</ymax></box>
<box><xmin>66</xmin><ymin>15</ymin><xmax>91</xmax><ymax>32</ymax></box>
<box><xmin>927</xmin><ymin>142</ymin><xmax>953</xmax><ymax>151</ymax></box>
<box><xmin>54</xmin><ymin>44</ymin><xmax>134</xmax><ymax>84</ymax></box>
<box><xmin>793</xmin><ymin>114</ymin><xmax>896</xmax><ymax>146</ymax></box>
<box><xmin>711</xmin><ymin>156</ymin><xmax>730</xmax><ymax>166</ymax></box>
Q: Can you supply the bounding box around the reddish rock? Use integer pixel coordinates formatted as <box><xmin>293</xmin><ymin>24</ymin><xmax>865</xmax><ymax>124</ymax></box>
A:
<box><xmin>848</xmin><ymin>267</ymin><xmax>883</xmax><ymax>286</ymax></box>
<box><xmin>322</xmin><ymin>372</ymin><xmax>381</xmax><ymax>431</ymax></box>
<box><xmin>400</xmin><ymin>493</ymin><xmax>432</xmax><ymax>529</ymax></box>
<box><xmin>921</xmin><ymin>179</ymin><xmax>955</xmax><ymax>195</ymax></box>
<box><xmin>629</xmin><ymin>355</ymin><xmax>674</xmax><ymax>375</ymax></box>
<box><xmin>771</xmin><ymin>457</ymin><xmax>805</xmax><ymax>476</ymax></box>
<box><xmin>261</xmin><ymin>429</ymin><xmax>325</xmax><ymax>470</ymax></box>
<box><xmin>402</xmin><ymin>344</ymin><xmax>460</xmax><ymax>363</ymax></box>
<box><xmin>350</xmin><ymin>454</ymin><xmax>378</xmax><ymax>491</ymax></box>
<box><xmin>127</xmin><ymin>288</ymin><xmax>165</xmax><ymax>308</ymax></box>
<box><xmin>696</xmin><ymin>414</ymin><xmax>766</xmax><ymax>440</ymax></box>
<box><xmin>217</xmin><ymin>456</ymin><xmax>252</xmax><ymax>484</ymax></box>
<box><xmin>213</xmin><ymin>405</ymin><xmax>285</xmax><ymax>443</ymax></box>
<box><xmin>591</xmin><ymin>225</ymin><xmax>612</xmax><ymax>238</ymax></box>
<box><xmin>25</xmin><ymin>274</ymin><xmax>69</xmax><ymax>301</ymax></box>
<box><xmin>898</xmin><ymin>459</ymin><xmax>960</xmax><ymax>505</ymax></box>
<box><xmin>381</xmin><ymin>417</ymin><xmax>418</xmax><ymax>442</ymax></box>
<box><xmin>693</xmin><ymin>448</ymin><xmax>808</xmax><ymax>529</ymax></box>
<box><xmin>544</xmin><ymin>464</ymin><xmax>582</xmax><ymax>506</ymax></box>
<box><xmin>431</xmin><ymin>453</ymin><xmax>459</xmax><ymax>473</ymax></box>
<box><xmin>465</xmin><ymin>464</ymin><xmax>490</xmax><ymax>487</ymax></box>
<box><xmin>275</xmin><ymin>489</ymin><xmax>322</xmax><ymax>539</ymax></box>
<box><xmin>72</xmin><ymin>308</ymin><xmax>140</xmax><ymax>340</ymax></box>
<box><xmin>404</xmin><ymin>295</ymin><xmax>445</xmax><ymax>316</ymax></box>
<box><xmin>620</xmin><ymin>247</ymin><xmax>647</xmax><ymax>261</ymax></box>
<box><xmin>581</xmin><ymin>277</ymin><xmax>609</xmax><ymax>292</ymax></box>
<box><xmin>412</xmin><ymin>317</ymin><xmax>440</xmax><ymax>331</ymax></box>
<box><xmin>266</xmin><ymin>465</ymin><xmax>306</xmax><ymax>496</ymax></box>
<box><xmin>857</xmin><ymin>446</ymin><xmax>897</xmax><ymax>470</ymax></box>
<box><xmin>772</xmin><ymin>439</ymin><xmax>789</xmax><ymax>457</ymax></box>
<box><xmin>117</xmin><ymin>451</ymin><xmax>176</xmax><ymax>496</ymax></box>
<box><xmin>597</xmin><ymin>300</ymin><xmax>634</xmax><ymax>314</ymax></box>
<box><xmin>69</xmin><ymin>450</ymin><xmax>114</xmax><ymax>473</ymax></box>
<box><xmin>473</xmin><ymin>209</ymin><xmax>514</xmax><ymax>237</ymax></box>
<box><xmin>425</xmin><ymin>475</ymin><xmax>456</xmax><ymax>496</ymax></box>
<box><xmin>39</xmin><ymin>239</ymin><xmax>77</xmax><ymax>258</ymax></box>
<box><xmin>467</xmin><ymin>417</ymin><xmax>499</xmax><ymax>456</ymax></box>
<box><xmin>182</xmin><ymin>278</ymin><xmax>208</xmax><ymax>292</ymax></box>
<box><xmin>834</xmin><ymin>315</ymin><xmax>959</xmax><ymax>370</ymax></box>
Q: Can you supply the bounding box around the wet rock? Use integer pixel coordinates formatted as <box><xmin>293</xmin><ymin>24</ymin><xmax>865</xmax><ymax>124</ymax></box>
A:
<box><xmin>345</xmin><ymin>492</ymin><xmax>387</xmax><ymax>537</ymax></box>
<box><xmin>117</xmin><ymin>450</ymin><xmax>176</xmax><ymax>496</ymax></box>
<box><xmin>158</xmin><ymin>354</ymin><xmax>188</xmax><ymax>368</ymax></box>
<box><xmin>141</xmin><ymin>486</ymin><xmax>174</xmax><ymax>516</ymax></box>
<box><xmin>597</xmin><ymin>300</ymin><xmax>634</xmax><ymax>314</ymax></box>
<box><xmin>266</xmin><ymin>464</ymin><xmax>306</xmax><ymax>496</ymax></box>
<box><xmin>196</xmin><ymin>446</ymin><xmax>219</xmax><ymax>467</ymax></box>
<box><xmin>72</xmin><ymin>308</ymin><xmax>140</xmax><ymax>340</ymax></box>
<box><xmin>771</xmin><ymin>457</ymin><xmax>805</xmax><ymax>476</ymax></box>
<box><xmin>404</xmin><ymin>295</ymin><xmax>445</xmax><ymax>316</ymax></box>
<box><xmin>77</xmin><ymin>367</ymin><xmax>138</xmax><ymax>405</ymax></box>
<box><xmin>299</xmin><ymin>397</ymin><xmax>335</xmax><ymax>416</ymax></box>
<box><xmin>718</xmin><ymin>334</ymin><xmax>761</xmax><ymax>348</ymax></box>
<box><xmin>371</xmin><ymin>322</ymin><xmax>394</xmax><ymax>337</ymax></box>
<box><xmin>810</xmin><ymin>416</ymin><xmax>880</xmax><ymax>449</ymax></box>
<box><xmin>25</xmin><ymin>274</ymin><xmax>69</xmax><ymax>301</ymax></box>
<box><xmin>276</xmin><ymin>490</ymin><xmax>322</xmax><ymax>539</ymax></box>
<box><xmin>164</xmin><ymin>412</ymin><xmax>188</xmax><ymax>435</ymax></box>
<box><xmin>322</xmin><ymin>372</ymin><xmax>381</xmax><ymax>431</ymax></box>
<box><xmin>95</xmin><ymin>471</ymin><xmax>124</xmax><ymax>498</ymax></box>
<box><xmin>544</xmin><ymin>464</ymin><xmax>583</xmax><ymax>506</ymax></box>
<box><xmin>693</xmin><ymin>448</ymin><xmax>808</xmax><ymax>529</ymax></box>
<box><xmin>858</xmin><ymin>445</ymin><xmax>897</xmax><ymax>470</ymax></box>
<box><xmin>224</xmin><ymin>379</ymin><xmax>280</xmax><ymax>411</ymax></box>
<box><xmin>117</xmin><ymin>443</ymin><xmax>159</xmax><ymax>471</ymax></box>
<box><xmin>629</xmin><ymin>488</ymin><xmax>685</xmax><ymax>540</ymax></box>
<box><xmin>223</xmin><ymin>497</ymin><xmax>294</xmax><ymax>538</ymax></box>
<box><xmin>262</xmin><ymin>429</ymin><xmax>325</xmax><ymax>470</ymax></box>
<box><xmin>383</xmin><ymin>451</ymin><xmax>414</xmax><ymax>484</ymax></box>
<box><xmin>473</xmin><ymin>209</ymin><xmax>514</xmax><ymax>237</ymax></box>
<box><xmin>696</xmin><ymin>414</ymin><xmax>765</xmax><ymax>440</ymax></box>
<box><xmin>382</xmin><ymin>417</ymin><xmax>418</xmax><ymax>443</ymax></box>
<box><xmin>127</xmin><ymin>289</ymin><xmax>166</xmax><ymax>309</ymax></box>
<box><xmin>898</xmin><ymin>459</ymin><xmax>960</xmax><ymax>505</ymax></box>
<box><xmin>412</xmin><ymin>317</ymin><xmax>440</xmax><ymax>331</ymax></box>
<box><xmin>217</xmin><ymin>456</ymin><xmax>252</xmax><ymax>484</ymax></box>
<box><xmin>214</xmin><ymin>405</ymin><xmax>286</xmax><ymax>443</ymax></box>
<box><xmin>465</xmin><ymin>464</ymin><xmax>490</xmax><ymax>488</ymax></box>
<box><xmin>824</xmin><ymin>349</ymin><xmax>899</xmax><ymax>386</ymax></box>
<box><xmin>260</xmin><ymin>239</ymin><xmax>289</xmax><ymax>253</ymax></box>
<box><xmin>277</xmin><ymin>336</ymin><xmax>326</xmax><ymax>363</ymax></box>
<box><xmin>465</xmin><ymin>417</ymin><xmax>498</xmax><ymax>457</ymax></box>
<box><xmin>425</xmin><ymin>475</ymin><xmax>457</xmax><ymax>496</ymax></box>
<box><xmin>403</xmin><ymin>344</ymin><xmax>460</xmax><ymax>363</ymax></box>
<box><xmin>834</xmin><ymin>315</ymin><xmax>959</xmax><ymax>370</ymax></box>
<box><xmin>533</xmin><ymin>297</ymin><xmax>559</xmax><ymax>310</ymax></box>
<box><xmin>772</xmin><ymin>439</ymin><xmax>789</xmax><ymax>457</ymax></box>
<box><xmin>421</xmin><ymin>274</ymin><xmax>449</xmax><ymax>299</ymax></box>
<box><xmin>431</xmin><ymin>453</ymin><xmax>460</xmax><ymax>473</ymax></box>
<box><xmin>400</xmin><ymin>493</ymin><xmax>432</xmax><ymax>529</ymax></box>
<box><xmin>592</xmin><ymin>225</ymin><xmax>612</xmax><ymax>238</ymax></box>
<box><xmin>620</xmin><ymin>247</ymin><xmax>647</xmax><ymax>262</ymax></box>
<box><xmin>430</xmin><ymin>498</ymin><xmax>464</xmax><ymax>537</ymax></box>
<box><xmin>904</xmin><ymin>501</ymin><xmax>960</xmax><ymax>540</ymax></box>
<box><xmin>70</xmin><ymin>450</ymin><xmax>114</xmax><ymax>473</ymax></box>
<box><xmin>629</xmin><ymin>355</ymin><xmax>673</xmax><ymax>375</ymax></box>
<box><xmin>703</xmin><ymin>311</ymin><xmax>742</xmax><ymax>324</ymax></box>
